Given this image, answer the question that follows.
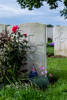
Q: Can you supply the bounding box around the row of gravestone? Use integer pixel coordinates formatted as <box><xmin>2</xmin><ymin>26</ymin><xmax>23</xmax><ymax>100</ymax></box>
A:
<box><xmin>0</xmin><ymin>23</ymin><xmax>67</xmax><ymax>75</ymax></box>
<box><xmin>0</xmin><ymin>23</ymin><xmax>53</xmax><ymax>43</ymax></box>
<box><xmin>0</xmin><ymin>23</ymin><xmax>67</xmax><ymax>57</ymax></box>
<box><xmin>7</xmin><ymin>24</ymin><xmax>67</xmax><ymax>57</ymax></box>
<box><xmin>0</xmin><ymin>23</ymin><xmax>53</xmax><ymax>73</ymax></box>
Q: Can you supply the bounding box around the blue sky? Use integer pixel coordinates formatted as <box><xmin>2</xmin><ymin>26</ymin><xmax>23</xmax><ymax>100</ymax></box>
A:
<box><xmin>0</xmin><ymin>0</ymin><xmax>67</xmax><ymax>26</ymax></box>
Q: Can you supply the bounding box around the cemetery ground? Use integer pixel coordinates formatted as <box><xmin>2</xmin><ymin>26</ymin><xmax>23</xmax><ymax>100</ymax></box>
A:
<box><xmin>0</xmin><ymin>45</ymin><xmax>67</xmax><ymax>100</ymax></box>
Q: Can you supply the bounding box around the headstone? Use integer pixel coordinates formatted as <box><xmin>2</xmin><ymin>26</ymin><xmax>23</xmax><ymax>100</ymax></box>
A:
<box><xmin>53</xmin><ymin>26</ymin><xmax>67</xmax><ymax>57</ymax></box>
<box><xmin>7</xmin><ymin>25</ymin><xmax>12</xmax><ymax>34</ymax></box>
<box><xmin>0</xmin><ymin>24</ymin><xmax>10</xmax><ymax>35</ymax></box>
<box><xmin>46</xmin><ymin>26</ymin><xmax>53</xmax><ymax>43</ymax></box>
<box><xmin>19</xmin><ymin>23</ymin><xmax>47</xmax><ymax>74</ymax></box>
<box><xmin>0</xmin><ymin>24</ymin><xmax>6</xmax><ymax>33</ymax></box>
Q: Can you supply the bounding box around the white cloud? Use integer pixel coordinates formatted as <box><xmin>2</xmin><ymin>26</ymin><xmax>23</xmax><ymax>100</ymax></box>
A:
<box><xmin>0</xmin><ymin>4</ymin><xmax>43</xmax><ymax>18</ymax></box>
<box><xmin>0</xmin><ymin>0</ymin><xmax>67</xmax><ymax>25</ymax></box>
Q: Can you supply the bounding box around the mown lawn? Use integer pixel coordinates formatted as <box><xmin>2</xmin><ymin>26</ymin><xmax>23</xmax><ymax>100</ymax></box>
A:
<box><xmin>0</xmin><ymin>57</ymin><xmax>67</xmax><ymax>100</ymax></box>
<box><xmin>47</xmin><ymin>57</ymin><xmax>67</xmax><ymax>79</ymax></box>
<box><xmin>46</xmin><ymin>57</ymin><xmax>67</xmax><ymax>100</ymax></box>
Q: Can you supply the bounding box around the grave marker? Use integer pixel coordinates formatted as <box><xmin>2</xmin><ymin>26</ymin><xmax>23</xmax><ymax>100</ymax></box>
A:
<box><xmin>53</xmin><ymin>26</ymin><xmax>67</xmax><ymax>56</ymax></box>
<box><xmin>19</xmin><ymin>23</ymin><xmax>47</xmax><ymax>74</ymax></box>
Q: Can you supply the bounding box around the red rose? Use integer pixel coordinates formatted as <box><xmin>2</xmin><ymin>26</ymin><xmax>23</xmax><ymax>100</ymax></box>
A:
<box><xmin>12</xmin><ymin>25</ymin><xmax>19</xmax><ymax>33</ymax></box>
<box><xmin>24</xmin><ymin>33</ymin><xmax>27</xmax><ymax>37</ymax></box>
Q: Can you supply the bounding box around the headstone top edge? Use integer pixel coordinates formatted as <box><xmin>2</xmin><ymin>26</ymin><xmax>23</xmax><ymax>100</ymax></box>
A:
<box><xmin>54</xmin><ymin>26</ymin><xmax>67</xmax><ymax>28</ymax></box>
<box><xmin>19</xmin><ymin>23</ymin><xmax>46</xmax><ymax>26</ymax></box>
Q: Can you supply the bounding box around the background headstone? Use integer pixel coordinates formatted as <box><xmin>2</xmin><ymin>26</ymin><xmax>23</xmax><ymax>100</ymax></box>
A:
<box><xmin>53</xmin><ymin>26</ymin><xmax>67</xmax><ymax>57</ymax></box>
<box><xmin>46</xmin><ymin>26</ymin><xmax>53</xmax><ymax>43</ymax></box>
<box><xmin>7</xmin><ymin>25</ymin><xmax>12</xmax><ymax>34</ymax></box>
<box><xmin>0</xmin><ymin>24</ymin><xmax>6</xmax><ymax>33</ymax></box>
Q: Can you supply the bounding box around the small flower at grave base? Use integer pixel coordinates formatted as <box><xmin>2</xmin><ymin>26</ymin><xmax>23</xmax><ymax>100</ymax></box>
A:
<box><xmin>12</xmin><ymin>25</ymin><xmax>19</xmax><ymax>33</ymax></box>
<box><xmin>45</xmin><ymin>70</ymin><xmax>48</xmax><ymax>74</ymax></box>
<box><xmin>49</xmin><ymin>73</ymin><xmax>53</xmax><ymax>77</ymax></box>
<box><xmin>24</xmin><ymin>33</ymin><xmax>27</xmax><ymax>37</ymax></box>
<box><xmin>41</xmin><ymin>71</ymin><xmax>45</xmax><ymax>75</ymax></box>
<box><xmin>40</xmin><ymin>66</ymin><xmax>45</xmax><ymax>70</ymax></box>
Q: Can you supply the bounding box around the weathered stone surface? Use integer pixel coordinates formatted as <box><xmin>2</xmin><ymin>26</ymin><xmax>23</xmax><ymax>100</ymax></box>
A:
<box><xmin>0</xmin><ymin>24</ymin><xmax>6</xmax><ymax>33</ymax></box>
<box><xmin>53</xmin><ymin>26</ymin><xmax>67</xmax><ymax>57</ymax></box>
<box><xmin>7</xmin><ymin>25</ymin><xmax>12</xmax><ymax>34</ymax></box>
<box><xmin>0</xmin><ymin>24</ymin><xmax>10</xmax><ymax>35</ymax></box>
<box><xmin>19</xmin><ymin>23</ymin><xmax>46</xmax><ymax>74</ymax></box>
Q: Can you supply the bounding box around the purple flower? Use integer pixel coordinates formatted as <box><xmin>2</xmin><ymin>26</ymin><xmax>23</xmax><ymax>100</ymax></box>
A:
<box><xmin>49</xmin><ymin>73</ymin><xmax>53</xmax><ymax>77</ymax></box>
<box><xmin>40</xmin><ymin>66</ymin><xmax>45</xmax><ymax>70</ymax></box>
<box><xmin>44</xmin><ymin>70</ymin><xmax>48</xmax><ymax>74</ymax></box>
<box><xmin>49</xmin><ymin>42</ymin><xmax>54</xmax><ymax>46</ymax></box>
<box><xmin>41</xmin><ymin>71</ymin><xmax>45</xmax><ymax>75</ymax></box>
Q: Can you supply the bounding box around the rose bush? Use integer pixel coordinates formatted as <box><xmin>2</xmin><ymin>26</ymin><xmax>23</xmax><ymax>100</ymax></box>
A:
<box><xmin>0</xmin><ymin>26</ymin><xmax>30</xmax><ymax>84</ymax></box>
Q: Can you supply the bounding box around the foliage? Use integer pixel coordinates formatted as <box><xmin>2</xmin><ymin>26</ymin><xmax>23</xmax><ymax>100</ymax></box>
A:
<box><xmin>60</xmin><ymin>8</ymin><xmax>67</xmax><ymax>19</ymax></box>
<box><xmin>31</xmin><ymin>76</ymin><xmax>49</xmax><ymax>89</ymax></box>
<box><xmin>17</xmin><ymin>0</ymin><xmax>61</xmax><ymax>10</ymax></box>
<box><xmin>48</xmin><ymin>38</ymin><xmax>52</xmax><ymax>43</ymax></box>
<box><xmin>17</xmin><ymin>0</ymin><xmax>67</xmax><ymax>18</ymax></box>
<box><xmin>47</xmin><ymin>24</ymin><xmax>54</xmax><ymax>27</ymax></box>
<box><xmin>0</xmin><ymin>83</ymin><xmax>45</xmax><ymax>100</ymax></box>
<box><xmin>48</xmin><ymin>73</ymin><xmax>58</xmax><ymax>84</ymax></box>
<box><xmin>0</xmin><ymin>26</ymin><xmax>29</xmax><ymax>84</ymax></box>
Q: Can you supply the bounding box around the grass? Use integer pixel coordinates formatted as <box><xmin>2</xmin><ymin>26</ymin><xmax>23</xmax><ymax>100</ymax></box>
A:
<box><xmin>47</xmin><ymin>57</ymin><xmax>67</xmax><ymax>79</ymax></box>
<box><xmin>46</xmin><ymin>40</ymin><xmax>54</xmax><ymax>57</ymax></box>
<box><xmin>0</xmin><ymin>84</ymin><xmax>45</xmax><ymax>100</ymax></box>
<box><xmin>46</xmin><ymin>57</ymin><xmax>67</xmax><ymax>100</ymax></box>
<box><xmin>0</xmin><ymin>45</ymin><xmax>67</xmax><ymax>100</ymax></box>
<box><xmin>47</xmin><ymin>46</ymin><xmax>54</xmax><ymax>56</ymax></box>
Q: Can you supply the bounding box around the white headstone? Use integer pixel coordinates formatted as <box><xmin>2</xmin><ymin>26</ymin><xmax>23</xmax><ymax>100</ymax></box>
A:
<box><xmin>19</xmin><ymin>23</ymin><xmax>47</xmax><ymax>73</ymax></box>
<box><xmin>7</xmin><ymin>25</ymin><xmax>12</xmax><ymax>34</ymax></box>
<box><xmin>53</xmin><ymin>26</ymin><xmax>67</xmax><ymax>56</ymax></box>
<box><xmin>0</xmin><ymin>24</ymin><xmax>6</xmax><ymax>33</ymax></box>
